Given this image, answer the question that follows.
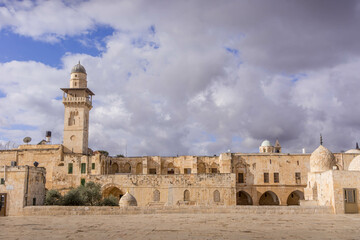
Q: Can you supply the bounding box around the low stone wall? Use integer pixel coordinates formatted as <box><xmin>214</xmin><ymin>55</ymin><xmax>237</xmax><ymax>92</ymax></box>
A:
<box><xmin>21</xmin><ymin>205</ymin><xmax>332</xmax><ymax>216</ymax></box>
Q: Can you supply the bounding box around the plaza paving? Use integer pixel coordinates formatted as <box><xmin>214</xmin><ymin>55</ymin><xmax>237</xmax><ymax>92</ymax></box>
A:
<box><xmin>1</xmin><ymin>213</ymin><xmax>360</xmax><ymax>240</ymax></box>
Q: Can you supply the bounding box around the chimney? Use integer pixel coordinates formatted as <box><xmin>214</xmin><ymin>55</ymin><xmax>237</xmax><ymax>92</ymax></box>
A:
<box><xmin>46</xmin><ymin>131</ymin><xmax>52</xmax><ymax>143</ymax></box>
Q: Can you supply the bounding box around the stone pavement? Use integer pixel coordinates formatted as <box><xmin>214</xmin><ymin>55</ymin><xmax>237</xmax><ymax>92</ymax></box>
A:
<box><xmin>1</xmin><ymin>213</ymin><xmax>360</xmax><ymax>240</ymax></box>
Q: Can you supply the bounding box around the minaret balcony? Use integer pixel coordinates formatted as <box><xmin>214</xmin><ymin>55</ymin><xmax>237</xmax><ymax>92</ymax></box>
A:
<box><xmin>63</xmin><ymin>97</ymin><xmax>92</xmax><ymax>106</ymax></box>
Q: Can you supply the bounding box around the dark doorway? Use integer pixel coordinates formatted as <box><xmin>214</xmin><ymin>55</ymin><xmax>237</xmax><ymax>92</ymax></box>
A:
<box><xmin>0</xmin><ymin>193</ymin><xmax>7</xmax><ymax>216</ymax></box>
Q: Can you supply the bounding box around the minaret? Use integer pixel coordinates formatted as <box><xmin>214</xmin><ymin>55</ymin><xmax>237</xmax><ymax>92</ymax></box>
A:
<box><xmin>61</xmin><ymin>62</ymin><xmax>94</xmax><ymax>154</ymax></box>
<box><xmin>274</xmin><ymin>139</ymin><xmax>281</xmax><ymax>153</ymax></box>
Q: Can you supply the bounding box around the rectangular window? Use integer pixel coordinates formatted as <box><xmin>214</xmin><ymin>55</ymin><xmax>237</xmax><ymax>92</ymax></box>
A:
<box><xmin>81</xmin><ymin>163</ymin><xmax>86</xmax><ymax>174</ymax></box>
<box><xmin>149</xmin><ymin>168</ymin><xmax>157</xmax><ymax>174</ymax></box>
<box><xmin>33</xmin><ymin>198</ymin><xmax>36</xmax><ymax>206</ymax></box>
<box><xmin>0</xmin><ymin>178</ymin><xmax>4</xmax><ymax>184</ymax></box>
<box><xmin>295</xmin><ymin>172</ymin><xmax>301</xmax><ymax>184</ymax></box>
<box><xmin>264</xmin><ymin>173</ymin><xmax>269</xmax><ymax>183</ymax></box>
<box><xmin>211</xmin><ymin>168</ymin><xmax>218</xmax><ymax>173</ymax></box>
<box><xmin>238</xmin><ymin>173</ymin><xmax>244</xmax><ymax>183</ymax></box>
<box><xmin>92</xmin><ymin>163</ymin><xmax>95</xmax><ymax>170</ymax></box>
<box><xmin>68</xmin><ymin>163</ymin><xmax>73</xmax><ymax>174</ymax></box>
<box><xmin>184</xmin><ymin>168</ymin><xmax>192</xmax><ymax>174</ymax></box>
<box><xmin>81</xmin><ymin>178</ymin><xmax>85</xmax><ymax>186</ymax></box>
<box><xmin>274</xmin><ymin>172</ymin><xmax>279</xmax><ymax>183</ymax></box>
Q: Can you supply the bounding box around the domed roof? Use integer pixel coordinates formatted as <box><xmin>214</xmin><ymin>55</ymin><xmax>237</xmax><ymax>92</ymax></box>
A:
<box><xmin>345</xmin><ymin>149</ymin><xmax>360</xmax><ymax>154</ymax></box>
<box><xmin>119</xmin><ymin>192</ymin><xmax>137</xmax><ymax>207</ymax></box>
<box><xmin>71</xmin><ymin>62</ymin><xmax>86</xmax><ymax>74</ymax></box>
<box><xmin>261</xmin><ymin>140</ymin><xmax>272</xmax><ymax>147</ymax></box>
<box><xmin>348</xmin><ymin>155</ymin><xmax>360</xmax><ymax>171</ymax></box>
<box><xmin>310</xmin><ymin>145</ymin><xmax>336</xmax><ymax>172</ymax></box>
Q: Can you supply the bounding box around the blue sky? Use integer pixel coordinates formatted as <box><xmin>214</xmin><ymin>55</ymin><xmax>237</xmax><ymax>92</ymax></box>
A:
<box><xmin>1</xmin><ymin>0</ymin><xmax>360</xmax><ymax>155</ymax></box>
<box><xmin>0</xmin><ymin>25</ymin><xmax>114</xmax><ymax>67</ymax></box>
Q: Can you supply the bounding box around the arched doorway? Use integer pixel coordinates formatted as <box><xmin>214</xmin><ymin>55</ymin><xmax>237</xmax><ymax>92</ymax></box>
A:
<box><xmin>123</xmin><ymin>163</ymin><xmax>131</xmax><ymax>173</ymax></box>
<box><xmin>102</xmin><ymin>186</ymin><xmax>123</xmax><ymax>201</ymax></box>
<box><xmin>287</xmin><ymin>190</ymin><xmax>304</xmax><ymax>205</ymax></box>
<box><xmin>111</xmin><ymin>163</ymin><xmax>119</xmax><ymax>174</ymax></box>
<box><xmin>184</xmin><ymin>190</ymin><xmax>190</xmax><ymax>201</ymax></box>
<box><xmin>236</xmin><ymin>191</ymin><xmax>253</xmax><ymax>205</ymax></box>
<box><xmin>259</xmin><ymin>191</ymin><xmax>280</xmax><ymax>205</ymax></box>
<box><xmin>136</xmin><ymin>162</ymin><xmax>143</xmax><ymax>174</ymax></box>
<box><xmin>197</xmin><ymin>162</ymin><xmax>206</xmax><ymax>174</ymax></box>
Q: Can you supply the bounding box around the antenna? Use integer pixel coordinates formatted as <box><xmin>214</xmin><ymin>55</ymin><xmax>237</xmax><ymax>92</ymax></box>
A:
<box><xmin>23</xmin><ymin>137</ymin><xmax>32</xmax><ymax>145</ymax></box>
<box><xmin>320</xmin><ymin>134</ymin><xmax>323</xmax><ymax>145</ymax></box>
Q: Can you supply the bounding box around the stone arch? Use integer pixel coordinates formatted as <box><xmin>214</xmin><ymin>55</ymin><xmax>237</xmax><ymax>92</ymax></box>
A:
<box><xmin>136</xmin><ymin>162</ymin><xmax>143</xmax><ymax>174</ymax></box>
<box><xmin>102</xmin><ymin>184</ymin><xmax>124</xmax><ymax>201</ymax></box>
<box><xmin>210</xmin><ymin>162</ymin><xmax>219</xmax><ymax>173</ymax></box>
<box><xmin>236</xmin><ymin>191</ymin><xmax>253</xmax><ymax>205</ymax></box>
<box><xmin>111</xmin><ymin>163</ymin><xmax>119</xmax><ymax>174</ymax></box>
<box><xmin>197</xmin><ymin>162</ymin><xmax>206</xmax><ymax>174</ymax></box>
<box><xmin>184</xmin><ymin>190</ymin><xmax>190</xmax><ymax>201</ymax></box>
<box><xmin>153</xmin><ymin>189</ymin><xmax>160</xmax><ymax>202</ymax></box>
<box><xmin>167</xmin><ymin>162</ymin><xmax>175</xmax><ymax>174</ymax></box>
<box><xmin>259</xmin><ymin>191</ymin><xmax>280</xmax><ymax>205</ymax></box>
<box><xmin>123</xmin><ymin>162</ymin><xmax>131</xmax><ymax>173</ymax></box>
<box><xmin>213</xmin><ymin>190</ymin><xmax>220</xmax><ymax>202</ymax></box>
<box><xmin>287</xmin><ymin>190</ymin><xmax>304</xmax><ymax>205</ymax></box>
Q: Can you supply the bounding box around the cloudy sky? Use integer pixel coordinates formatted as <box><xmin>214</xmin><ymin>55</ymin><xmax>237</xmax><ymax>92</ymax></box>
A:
<box><xmin>0</xmin><ymin>0</ymin><xmax>360</xmax><ymax>156</ymax></box>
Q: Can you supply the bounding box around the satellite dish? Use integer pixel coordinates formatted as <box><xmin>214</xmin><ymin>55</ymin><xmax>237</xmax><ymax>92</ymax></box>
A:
<box><xmin>23</xmin><ymin>137</ymin><xmax>32</xmax><ymax>144</ymax></box>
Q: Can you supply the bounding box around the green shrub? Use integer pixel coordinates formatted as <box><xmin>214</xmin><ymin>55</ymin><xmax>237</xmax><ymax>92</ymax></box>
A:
<box><xmin>102</xmin><ymin>195</ymin><xmax>119</xmax><ymax>206</ymax></box>
<box><xmin>80</xmin><ymin>181</ymin><xmax>102</xmax><ymax>206</ymax></box>
<box><xmin>45</xmin><ymin>189</ymin><xmax>63</xmax><ymax>205</ymax></box>
<box><xmin>63</xmin><ymin>188</ymin><xmax>85</xmax><ymax>206</ymax></box>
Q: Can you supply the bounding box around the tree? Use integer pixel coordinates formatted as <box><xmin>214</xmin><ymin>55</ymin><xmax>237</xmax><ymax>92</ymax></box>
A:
<box><xmin>98</xmin><ymin>150</ymin><xmax>109</xmax><ymax>157</ymax></box>
<box><xmin>101</xmin><ymin>195</ymin><xmax>119</xmax><ymax>206</ymax></box>
<box><xmin>80</xmin><ymin>181</ymin><xmax>102</xmax><ymax>206</ymax></box>
<box><xmin>45</xmin><ymin>189</ymin><xmax>63</xmax><ymax>205</ymax></box>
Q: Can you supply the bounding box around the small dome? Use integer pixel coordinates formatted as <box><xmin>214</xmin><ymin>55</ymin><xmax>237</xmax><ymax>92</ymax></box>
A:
<box><xmin>119</xmin><ymin>192</ymin><xmax>137</xmax><ymax>207</ymax></box>
<box><xmin>71</xmin><ymin>62</ymin><xmax>86</xmax><ymax>74</ymax></box>
<box><xmin>348</xmin><ymin>155</ymin><xmax>360</xmax><ymax>171</ymax></box>
<box><xmin>310</xmin><ymin>145</ymin><xmax>336</xmax><ymax>172</ymax></box>
<box><xmin>261</xmin><ymin>140</ymin><xmax>272</xmax><ymax>147</ymax></box>
<box><xmin>345</xmin><ymin>149</ymin><xmax>360</xmax><ymax>154</ymax></box>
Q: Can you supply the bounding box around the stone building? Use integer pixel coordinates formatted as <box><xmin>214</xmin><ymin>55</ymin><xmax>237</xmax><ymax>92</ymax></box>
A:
<box><xmin>0</xmin><ymin>166</ymin><xmax>46</xmax><ymax>216</ymax></box>
<box><xmin>0</xmin><ymin>63</ymin><xmax>359</xmax><ymax>215</ymax></box>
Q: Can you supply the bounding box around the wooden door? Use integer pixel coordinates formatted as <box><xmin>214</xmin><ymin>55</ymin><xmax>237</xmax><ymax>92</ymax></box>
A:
<box><xmin>0</xmin><ymin>193</ymin><xmax>6</xmax><ymax>216</ymax></box>
<box><xmin>344</xmin><ymin>189</ymin><xmax>358</xmax><ymax>214</ymax></box>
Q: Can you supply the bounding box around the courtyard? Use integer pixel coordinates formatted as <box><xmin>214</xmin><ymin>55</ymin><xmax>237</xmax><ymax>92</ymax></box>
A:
<box><xmin>1</xmin><ymin>213</ymin><xmax>360</xmax><ymax>240</ymax></box>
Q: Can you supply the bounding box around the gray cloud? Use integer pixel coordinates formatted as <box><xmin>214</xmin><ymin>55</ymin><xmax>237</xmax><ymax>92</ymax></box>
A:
<box><xmin>1</xmin><ymin>0</ymin><xmax>360</xmax><ymax>155</ymax></box>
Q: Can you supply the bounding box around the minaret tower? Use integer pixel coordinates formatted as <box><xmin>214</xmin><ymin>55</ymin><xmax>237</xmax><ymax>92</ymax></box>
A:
<box><xmin>61</xmin><ymin>62</ymin><xmax>94</xmax><ymax>154</ymax></box>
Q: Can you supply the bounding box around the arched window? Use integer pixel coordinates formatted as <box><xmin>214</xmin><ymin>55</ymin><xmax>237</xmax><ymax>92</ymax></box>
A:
<box><xmin>210</xmin><ymin>163</ymin><xmax>218</xmax><ymax>173</ymax></box>
<box><xmin>197</xmin><ymin>162</ymin><xmax>206</xmax><ymax>174</ymax></box>
<box><xmin>184</xmin><ymin>190</ymin><xmax>190</xmax><ymax>201</ymax></box>
<box><xmin>123</xmin><ymin>163</ymin><xmax>131</xmax><ymax>173</ymax></box>
<box><xmin>153</xmin><ymin>190</ymin><xmax>160</xmax><ymax>202</ymax></box>
<box><xmin>167</xmin><ymin>163</ymin><xmax>175</xmax><ymax>174</ymax></box>
<box><xmin>136</xmin><ymin>162</ymin><xmax>143</xmax><ymax>174</ymax></box>
<box><xmin>111</xmin><ymin>163</ymin><xmax>119</xmax><ymax>174</ymax></box>
<box><xmin>213</xmin><ymin>190</ymin><xmax>220</xmax><ymax>202</ymax></box>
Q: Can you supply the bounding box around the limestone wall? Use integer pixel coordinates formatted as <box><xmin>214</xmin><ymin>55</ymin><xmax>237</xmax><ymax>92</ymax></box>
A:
<box><xmin>331</xmin><ymin>170</ymin><xmax>360</xmax><ymax>214</ymax></box>
<box><xmin>21</xmin><ymin>205</ymin><xmax>333</xmax><ymax>216</ymax></box>
<box><xmin>88</xmin><ymin>173</ymin><xmax>236</xmax><ymax>207</ymax></box>
<box><xmin>0</xmin><ymin>166</ymin><xmax>46</xmax><ymax>216</ymax></box>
